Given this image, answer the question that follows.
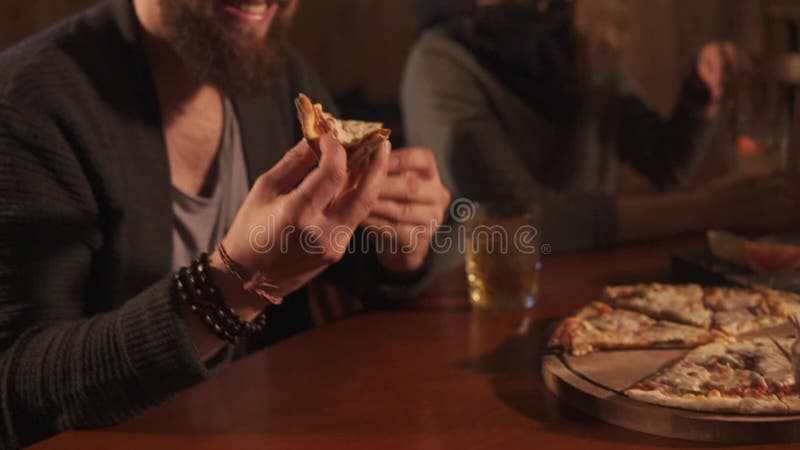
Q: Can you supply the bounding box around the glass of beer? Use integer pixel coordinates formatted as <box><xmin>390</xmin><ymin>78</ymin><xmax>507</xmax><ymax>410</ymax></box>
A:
<box><xmin>464</xmin><ymin>201</ymin><xmax>543</xmax><ymax>311</ymax></box>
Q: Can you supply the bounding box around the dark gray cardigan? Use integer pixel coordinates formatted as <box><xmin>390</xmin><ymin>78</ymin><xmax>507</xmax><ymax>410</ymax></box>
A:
<box><xmin>0</xmin><ymin>1</ymin><xmax>417</xmax><ymax>447</ymax></box>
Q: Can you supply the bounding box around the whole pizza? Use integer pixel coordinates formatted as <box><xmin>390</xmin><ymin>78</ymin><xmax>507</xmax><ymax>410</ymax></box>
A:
<box><xmin>548</xmin><ymin>283</ymin><xmax>800</xmax><ymax>414</ymax></box>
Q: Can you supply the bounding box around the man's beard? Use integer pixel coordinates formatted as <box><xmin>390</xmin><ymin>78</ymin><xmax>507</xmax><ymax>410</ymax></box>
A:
<box><xmin>159</xmin><ymin>0</ymin><xmax>286</xmax><ymax>98</ymax></box>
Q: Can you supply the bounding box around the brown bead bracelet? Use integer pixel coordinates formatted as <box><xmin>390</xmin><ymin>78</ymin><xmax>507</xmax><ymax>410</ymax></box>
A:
<box><xmin>173</xmin><ymin>253</ymin><xmax>268</xmax><ymax>344</ymax></box>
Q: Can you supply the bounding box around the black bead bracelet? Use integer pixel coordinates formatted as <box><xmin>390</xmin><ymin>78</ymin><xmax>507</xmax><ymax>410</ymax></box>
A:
<box><xmin>173</xmin><ymin>253</ymin><xmax>268</xmax><ymax>344</ymax></box>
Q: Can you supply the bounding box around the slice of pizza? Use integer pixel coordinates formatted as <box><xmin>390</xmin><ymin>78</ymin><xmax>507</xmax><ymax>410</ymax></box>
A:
<box><xmin>603</xmin><ymin>283</ymin><xmax>712</xmax><ymax>329</ymax></box>
<box><xmin>688</xmin><ymin>338</ymin><xmax>795</xmax><ymax>395</ymax></box>
<box><xmin>548</xmin><ymin>302</ymin><xmax>728</xmax><ymax>356</ymax></box>
<box><xmin>295</xmin><ymin>93</ymin><xmax>391</xmax><ymax>169</ymax></box>
<box><xmin>705</xmin><ymin>287</ymin><xmax>781</xmax><ymax>336</ymax></box>
<box><xmin>705</xmin><ymin>287</ymin><xmax>800</xmax><ymax>336</ymax></box>
<box><xmin>626</xmin><ymin>338</ymin><xmax>795</xmax><ymax>414</ymax></box>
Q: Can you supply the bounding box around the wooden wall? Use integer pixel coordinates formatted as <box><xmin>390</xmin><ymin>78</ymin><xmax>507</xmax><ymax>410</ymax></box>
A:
<box><xmin>0</xmin><ymin>0</ymin><xmax>97</xmax><ymax>49</ymax></box>
<box><xmin>0</xmin><ymin>0</ymin><xmax>418</xmax><ymax>103</ymax></box>
<box><xmin>290</xmin><ymin>0</ymin><xmax>417</xmax><ymax>103</ymax></box>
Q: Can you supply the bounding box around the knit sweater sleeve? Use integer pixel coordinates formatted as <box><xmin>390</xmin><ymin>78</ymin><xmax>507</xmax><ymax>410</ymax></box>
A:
<box><xmin>614</xmin><ymin>73</ymin><xmax>715</xmax><ymax>190</ymax></box>
<box><xmin>0</xmin><ymin>101</ymin><xmax>210</xmax><ymax>449</ymax></box>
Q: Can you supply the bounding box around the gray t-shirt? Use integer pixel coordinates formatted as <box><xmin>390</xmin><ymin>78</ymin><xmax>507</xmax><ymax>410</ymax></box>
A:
<box><xmin>171</xmin><ymin>99</ymin><xmax>250</xmax><ymax>271</ymax></box>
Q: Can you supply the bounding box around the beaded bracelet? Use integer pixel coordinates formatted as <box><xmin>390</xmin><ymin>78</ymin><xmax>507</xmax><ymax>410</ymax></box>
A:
<box><xmin>192</xmin><ymin>254</ymin><xmax>269</xmax><ymax>334</ymax></box>
<box><xmin>173</xmin><ymin>253</ymin><xmax>268</xmax><ymax>344</ymax></box>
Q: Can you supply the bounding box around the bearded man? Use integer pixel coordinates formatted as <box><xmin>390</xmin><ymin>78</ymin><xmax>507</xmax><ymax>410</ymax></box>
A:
<box><xmin>0</xmin><ymin>0</ymin><xmax>451</xmax><ymax>447</ymax></box>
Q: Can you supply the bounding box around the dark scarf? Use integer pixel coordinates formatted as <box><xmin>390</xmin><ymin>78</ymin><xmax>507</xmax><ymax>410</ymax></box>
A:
<box><xmin>436</xmin><ymin>2</ymin><xmax>581</xmax><ymax>124</ymax></box>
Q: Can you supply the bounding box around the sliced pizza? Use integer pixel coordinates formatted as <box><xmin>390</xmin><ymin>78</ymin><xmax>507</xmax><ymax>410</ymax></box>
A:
<box><xmin>548</xmin><ymin>302</ymin><xmax>728</xmax><ymax>356</ymax></box>
<box><xmin>603</xmin><ymin>283</ymin><xmax>712</xmax><ymax>329</ymax></box>
<box><xmin>295</xmin><ymin>93</ymin><xmax>391</xmax><ymax>169</ymax></box>
<box><xmin>626</xmin><ymin>337</ymin><xmax>796</xmax><ymax>414</ymax></box>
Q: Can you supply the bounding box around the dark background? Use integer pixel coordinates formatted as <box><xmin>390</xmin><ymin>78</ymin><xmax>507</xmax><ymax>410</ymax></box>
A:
<box><xmin>0</xmin><ymin>0</ymin><xmax>770</xmax><ymax>191</ymax></box>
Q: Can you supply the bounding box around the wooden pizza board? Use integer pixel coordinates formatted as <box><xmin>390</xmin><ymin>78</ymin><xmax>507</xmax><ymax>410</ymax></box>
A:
<box><xmin>541</xmin><ymin>324</ymin><xmax>800</xmax><ymax>444</ymax></box>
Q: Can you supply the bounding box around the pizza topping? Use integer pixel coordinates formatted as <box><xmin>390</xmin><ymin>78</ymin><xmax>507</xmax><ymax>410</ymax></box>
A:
<box><xmin>763</xmin><ymin>289</ymin><xmax>800</xmax><ymax>317</ymax></box>
<box><xmin>706</xmin><ymin>370</ymin><xmax>769</xmax><ymax>395</ymax></box>
<box><xmin>627</xmin><ymin>336</ymin><xmax>797</xmax><ymax>415</ymax></box>
<box><xmin>712</xmin><ymin>309</ymin><xmax>785</xmax><ymax>336</ymax></box>
<box><xmin>603</xmin><ymin>283</ymin><xmax>712</xmax><ymax>329</ymax></box>
<box><xmin>704</xmin><ymin>287</ymin><xmax>763</xmax><ymax>311</ymax></box>
<box><xmin>294</xmin><ymin>93</ymin><xmax>391</xmax><ymax>169</ymax></box>
<box><xmin>649</xmin><ymin>362</ymin><xmax>709</xmax><ymax>393</ymax></box>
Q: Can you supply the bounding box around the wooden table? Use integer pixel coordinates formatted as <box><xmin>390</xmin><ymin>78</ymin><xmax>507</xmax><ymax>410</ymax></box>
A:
<box><xmin>35</xmin><ymin>236</ymin><xmax>792</xmax><ymax>450</ymax></box>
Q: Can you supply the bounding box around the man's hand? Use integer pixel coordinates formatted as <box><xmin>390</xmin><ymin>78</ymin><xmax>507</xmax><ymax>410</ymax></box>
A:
<box><xmin>211</xmin><ymin>134</ymin><xmax>390</xmax><ymax>318</ymax></box>
<box><xmin>696</xmin><ymin>41</ymin><xmax>751</xmax><ymax>116</ymax></box>
<box><xmin>362</xmin><ymin>147</ymin><xmax>451</xmax><ymax>274</ymax></box>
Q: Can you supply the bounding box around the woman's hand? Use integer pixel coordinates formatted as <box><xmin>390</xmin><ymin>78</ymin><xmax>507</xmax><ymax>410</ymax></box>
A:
<box><xmin>695</xmin><ymin>41</ymin><xmax>751</xmax><ymax>116</ymax></box>
<box><xmin>361</xmin><ymin>147</ymin><xmax>451</xmax><ymax>274</ymax></box>
<box><xmin>211</xmin><ymin>134</ymin><xmax>390</xmax><ymax>317</ymax></box>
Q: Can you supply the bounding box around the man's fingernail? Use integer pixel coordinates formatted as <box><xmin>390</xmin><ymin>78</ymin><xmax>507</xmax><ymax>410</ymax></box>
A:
<box><xmin>389</xmin><ymin>153</ymin><xmax>400</xmax><ymax>170</ymax></box>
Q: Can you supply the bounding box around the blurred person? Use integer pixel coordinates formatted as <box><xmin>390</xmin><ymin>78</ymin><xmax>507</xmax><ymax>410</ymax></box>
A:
<box><xmin>0</xmin><ymin>0</ymin><xmax>450</xmax><ymax>446</ymax></box>
<box><xmin>403</xmin><ymin>0</ymin><xmax>799</xmax><ymax>252</ymax></box>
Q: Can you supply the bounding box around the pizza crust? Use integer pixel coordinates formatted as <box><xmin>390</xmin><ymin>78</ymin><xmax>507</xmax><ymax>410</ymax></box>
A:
<box><xmin>626</xmin><ymin>389</ymin><xmax>789</xmax><ymax>415</ymax></box>
<box><xmin>626</xmin><ymin>389</ymin><xmax>742</xmax><ymax>413</ymax></box>
<box><xmin>739</xmin><ymin>396</ymin><xmax>791</xmax><ymax>414</ymax></box>
<box><xmin>779</xmin><ymin>395</ymin><xmax>800</xmax><ymax>413</ymax></box>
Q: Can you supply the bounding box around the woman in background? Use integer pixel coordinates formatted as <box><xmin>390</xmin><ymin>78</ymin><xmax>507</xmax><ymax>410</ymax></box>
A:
<box><xmin>402</xmin><ymin>0</ymin><xmax>799</xmax><ymax>251</ymax></box>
